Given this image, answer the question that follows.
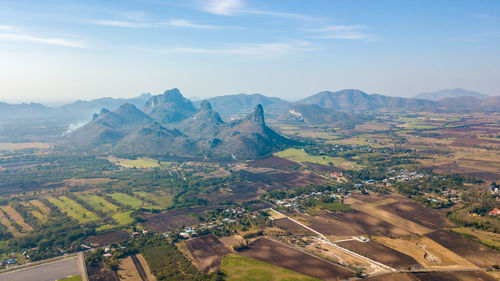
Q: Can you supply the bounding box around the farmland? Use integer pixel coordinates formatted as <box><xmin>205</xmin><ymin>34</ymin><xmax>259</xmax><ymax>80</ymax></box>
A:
<box><xmin>108</xmin><ymin>193</ymin><xmax>145</xmax><ymax>209</ymax></box>
<box><xmin>48</xmin><ymin>196</ymin><xmax>99</xmax><ymax>224</ymax></box>
<box><xmin>78</xmin><ymin>194</ymin><xmax>118</xmax><ymax>213</ymax></box>
<box><xmin>185</xmin><ymin>234</ymin><xmax>231</xmax><ymax>273</ymax></box>
<box><xmin>221</xmin><ymin>254</ymin><xmax>320</xmax><ymax>281</ymax></box>
<box><xmin>239</xmin><ymin>237</ymin><xmax>354</xmax><ymax>280</ymax></box>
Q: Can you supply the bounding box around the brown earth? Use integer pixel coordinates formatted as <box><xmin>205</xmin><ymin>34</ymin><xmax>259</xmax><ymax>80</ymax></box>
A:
<box><xmin>247</xmin><ymin>156</ymin><xmax>301</xmax><ymax>170</ymax></box>
<box><xmin>273</xmin><ymin>217</ymin><xmax>316</xmax><ymax>236</ymax></box>
<box><xmin>239</xmin><ymin>237</ymin><xmax>354</xmax><ymax>281</ymax></box>
<box><xmin>426</xmin><ymin>229</ymin><xmax>500</xmax><ymax>267</ymax></box>
<box><xmin>337</xmin><ymin>240</ymin><xmax>422</xmax><ymax>270</ymax></box>
<box><xmin>411</xmin><ymin>271</ymin><xmax>498</xmax><ymax>281</ymax></box>
<box><xmin>141</xmin><ymin>206</ymin><xmax>219</xmax><ymax>232</ymax></box>
<box><xmin>0</xmin><ymin>205</ymin><xmax>33</xmax><ymax>232</ymax></box>
<box><xmin>378</xmin><ymin>201</ymin><xmax>455</xmax><ymax>229</ymax></box>
<box><xmin>185</xmin><ymin>234</ymin><xmax>231</xmax><ymax>273</ymax></box>
<box><xmin>86</xmin><ymin>230</ymin><xmax>130</xmax><ymax>245</ymax></box>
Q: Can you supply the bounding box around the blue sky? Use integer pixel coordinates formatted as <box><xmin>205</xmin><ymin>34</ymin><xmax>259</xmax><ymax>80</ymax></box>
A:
<box><xmin>0</xmin><ymin>0</ymin><xmax>499</xmax><ymax>103</ymax></box>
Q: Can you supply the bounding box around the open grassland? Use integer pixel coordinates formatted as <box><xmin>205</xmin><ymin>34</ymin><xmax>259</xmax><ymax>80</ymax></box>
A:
<box><xmin>0</xmin><ymin>208</ymin><xmax>20</xmax><ymax>236</ymax></box>
<box><xmin>0</xmin><ymin>142</ymin><xmax>51</xmax><ymax>151</ymax></box>
<box><xmin>275</xmin><ymin>148</ymin><xmax>358</xmax><ymax>169</ymax></box>
<box><xmin>109</xmin><ymin>193</ymin><xmax>145</xmax><ymax>209</ymax></box>
<box><xmin>221</xmin><ymin>254</ymin><xmax>320</xmax><ymax>281</ymax></box>
<box><xmin>112</xmin><ymin>210</ymin><xmax>134</xmax><ymax>226</ymax></box>
<box><xmin>57</xmin><ymin>275</ymin><xmax>82</xmax><ymax>281</ymax></box>
<box><xmin>29</xmin><ymin>199</ymin><xmax>51</xmax><ymax>214</ymax></box>
<box><xmin>108</xmin><ymin>156</ymin><xmax>171</xmax><ymax>168</ymax></box>
<box><xmin>78</xmin><ymin>194</ymin><xmax>118</xmax><ymax>213</ymax></box>
<box><xmin>134</xmin><ymin>191</ymin><xmax>173</xmax><ymax>209</ymax></box>
<box><xmin>0</xmin><ymin>205</ymin><xmax>32</xmax><ymax>232</ymax></box>
<box><xmin>48</xmin><ymin>196</ymin><xmax>99</xmax><ymax>223</ymax></box>
<box><xmin>451</xmin><ymin>227</ymin><xmax>500</xmax><ymax>251</ymax></box>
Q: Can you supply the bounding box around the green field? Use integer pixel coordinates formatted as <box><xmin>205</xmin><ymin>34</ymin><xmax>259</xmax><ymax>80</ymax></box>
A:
<box><xmin>78</xmin><ymin>194</ymin><xmax>119</xmax><ymax>213</ymax></box>
<box><xmin>109</xmin><ymin>193</ymin><xmax>145</xmax><ymax>209</ymax></box>
<box><xmin>117</xmin><ymin>157</ymin><xmax>171</xmax><ymax>168</ymax></box>
<box><xmin>57</xmin><ymin>275</ymin><xmax>82</xmax><ymax>281</ymax></box>
<box><xmin>221</xmin><ymin>254</ymin><xmax>319</xmax><ymax>281</ymax></box>
<box><xmin>48</xmin><ymin>196</ymin><xmax>99</xmax><ymax>223</ymax></box>
<box><xmin>134</xmin><ymin>191</ymin><xmax>173</xmax><ymax>209</ymax></box>
<box><xmin>275</xmin><ymin>148</ymin><xmax>349</xmax><ymax>166</ymax></box>
<box><xmin>112</xmin><ymin>210</ymin><xmax>134</xmax><ymax>226</ymax></box>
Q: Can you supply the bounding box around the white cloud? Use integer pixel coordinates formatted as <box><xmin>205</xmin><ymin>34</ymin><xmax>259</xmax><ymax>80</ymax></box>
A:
<box><xmin>94</xmin><ymin>19</ymin><xmax>218</xmax><ymax>29</ymax></box>
<box><xmin>150</xmin><ymin>41</ymin><xmax>313</xmax><ymax>57</ymax></box>
<box><xmin>199</xmin><ymin>0</ymin><xmax>316</xmax><ymax>21</ymax></box>
<box><xmin>0</xmin><ymin>25</ymin><xmax>13</xmax><ymax>30</ymax></box>
<box><xmin>202</xmin><ymin>0</ymin><xmax>245</xmax><ymax>16</ymax></box>
<box><xmin>306</xmin><ymin>24</ymin><xmax>376</xmax><ymax>41</ymax></box>
<box><xmin>0</xmin><ymin>32</ymin><xmax>86</xmax><ymax>48</ymax></box>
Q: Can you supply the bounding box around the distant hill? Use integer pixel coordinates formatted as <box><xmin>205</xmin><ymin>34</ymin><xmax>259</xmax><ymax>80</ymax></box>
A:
<box><xmin>196</xmin><ymin>93</ymin><xmax>291</xmax><ymax>119</ymax></box>
<box><xmin>143</xmin><ymin>88</ymin><xmax>197</xmax><ymax>124</ymax></box>
<box><xmin>0</xmin><ymin>102</ymin><xmax>53</xmax><ymax>119</ymax></box>
<box><xmin>283</xmin><ymin>104</ymin><xmax>367</xmax><ymax>129</ymax></box>
<box><xmin>71</xmin><ymin>90</ymin><xmax>293</xmax><ymax>159</ymax></box>
<box><xmin>58</xmin><ymin>93</ymin><xmax>152</xmax><ymax>121</ymax></box>
<box><xmin>298</xmin><ymin>89</ymin><xmax>437</xmax><ymax>111</ymax></box>
<box><xmin>415</xmin><ymin>88</ymin><xmax>490</xmax><ymax>101</ymax></box>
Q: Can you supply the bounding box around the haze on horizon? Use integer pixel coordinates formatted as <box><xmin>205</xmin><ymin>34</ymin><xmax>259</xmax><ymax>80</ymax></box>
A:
<box><xmin>0</xmin><ymin>0</ymin><xmax>499</xmax><ymax>104</ymax></box>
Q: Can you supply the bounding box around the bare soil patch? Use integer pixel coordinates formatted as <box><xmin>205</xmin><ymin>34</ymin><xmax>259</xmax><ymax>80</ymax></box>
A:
<box><xmin>142</xmin><ymin>206</ymin><xmax>218</xmax><ymax>232</ymax></box>
<box><xmin>239</xmin><ymin>237</ymin><xmax>354</xmax><ymax>281</ymax></box>
<box><xmin>411</xmin><ymin>271</ymin><xmax>498</xmax><ymax>281</ymax></box>
<box><xmin>86</xmin><ymin>230</ymin><xmax>130</xmax><ymax>245</ymax></box>
<box><xmin>118</xmin><ymin>256</ymin><xmax>143</xmax><ymax>281</ymax></box>
<box><xmin>337</xmin><ymin>240</ymin><xmax>422</xmax><ymax>270</ymax></box>
<box><xmin>378</xmin><ymin>201</ymin><xmax>454</xmax><ymax>229</ymax></box>
<box><xmin>426</xmin><ymin>229</ymin><xmax>500</xmax><ymax>267</ymax></box>
<box><xmin>248</xmin><ymin>156</ymin><xmax>301</xmax><ymax>170</ymax></box>
<box><xmin>273</xmin><ymin>217</ymin><xmax>316</xmax><ymax>236</ymax></box>
<box><xmin>185</xmin><ymin>234</ymin><xmax>231</xmax><ymax>273</ymax></box>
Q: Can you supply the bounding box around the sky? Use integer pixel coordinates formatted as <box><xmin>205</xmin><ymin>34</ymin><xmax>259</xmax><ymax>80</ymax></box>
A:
<box><xmin>0</xmin><ymin>0</ymin><xmax>499</xmax><ymax>104</ymax></box>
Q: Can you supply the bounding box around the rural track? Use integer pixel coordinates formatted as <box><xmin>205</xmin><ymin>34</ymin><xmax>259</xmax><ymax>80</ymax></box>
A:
<box><xmin>270</xmin><ymin>208</ymin><xmax>397</xmax><ymax>272</ymax></box>
<box><xmin>131</xmin><ymin>255</ymin><xmax>149</xmax><ymax>281</ymax></box>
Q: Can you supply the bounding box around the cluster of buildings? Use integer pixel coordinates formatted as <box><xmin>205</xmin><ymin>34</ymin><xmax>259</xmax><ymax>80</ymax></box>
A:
<box><xmin>384</xmin><ymin>169</ymin><xmax>426</xmax><ymax>183</ymax></box>
<box><xmin>275</xmin><ymin>190</ymin><xmax>348</xmax><ymax>210</ymax></box>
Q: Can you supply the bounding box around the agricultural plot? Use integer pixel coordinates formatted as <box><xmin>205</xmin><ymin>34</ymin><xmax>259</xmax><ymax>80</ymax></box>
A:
<box><xmin>374</xmin><ymin>236</ymin><xmax>475</xmax><ymax>269</ymax></box>
<box><xmin>273</xmin><ymin>218</ymin><xmax>316</xmax><ymax>236</ymax></box>
<box><xmin>239</xmin><ymin>237</ymin><xmax>354</xmax><ymax>281</ymax></box>
<box><xmin>48</xmin><ymin>196</ymin><xmax>99</xmax><ymax>224</ymax></box>
<box><xmin>378</xmin><ymin>201</ymin><xmax>454</xmax><ymax>229</ymax></box>
<box><xmin>337</xmin><ymin>240</ymin><xmax>422</xmax><ymax>270</ymax></box>
<box><xmin>247</xmin><ymin>156</ymin><xmax>301</xmax><ymax>171</ymax></box>
<box><xmin>110</xmin><ymin>156</ymin><xmax>171</xmax><ymax>169</ymax></box>
<box><xmin>109</xmin><ymin>193</ymin><xmax>145</xmax><ymax>209</ymax></box>
<box><xmin>86</xmin><ymin>230</ymin><xmax>130</xmax><ymax>245</ymax></box>
<box><xmin>134</xmin><ymin>191</ymin><xmax>173</xmax><ymax>209</ymax></box>
<box><xmin>221</xmin><ymin>254</ymin><xmax>320</xmax><ymax>281</ymax></box>
<box><xmin>411</xmin><ymin>271</ymin><xmax>498</xmax><ymax>281</ymax></box>
<box><xmin>425</xmin><ymin>229</ymin><xmax>500</xmax><ymax>267</ymax></box>
<box><xmin>275</xmin><ymin>148</ymin><xmax>356</xmax><ymax>168</ymax></box>
<box><xmin>141</xmin><ymin>207</ymin><xmax>216</xmax><ymax>232</ymax></box>
<box><xmin>29</xmin><ymin>199</ymin><xmax>51</xmax><ymax>215</ymax></box>
<box><xmin>185</xmin><ymin>234</ymin><xmax>231</xmax><ymax>273</ymax></box>
<box><xmin>0</xmin><ymin>205</ymin><xmax>32</xmax><ymax>232</ymax></box>
<box><xmin>112</xmin><ymin>210</ymin><xmax>134</xmax><ymax>226</ymax></box>
<box><xmin>314</xmin><ymin>211</ymin><xmax>411</xmax><ymax>237</ymax></box>
<box><xmin>78</xmin><ymin>194</ymin><xmax>118</xmax><ymax>213</ymax></box>
<box><xmin>0</xmin><ymin>208</ymin><xmax>20</xmax><ymax>236</ymax></box>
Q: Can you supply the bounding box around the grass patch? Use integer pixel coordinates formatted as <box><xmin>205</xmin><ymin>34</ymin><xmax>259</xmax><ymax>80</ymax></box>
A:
<box><xmin>112</xmin><ymin>210</ymin><xmax>134</xmax><ymax>226</ymax></box>
<box><xmin>305</xmin><ymin>202</ymin><xmax>353</xmax><ymax>215</ymax></box>
<box><xmin>109</xmin><ymin>193</ymin><xmax>144</xmax><ymax>209</ymax></box>
<box><xmin>48</xmin><ymin>196</ymin><xmax>99</xmax><ymax>224</ymax></box>
<box><xmin>221</xmin><ymin>254</ymin><xmax>319</xmax><ymax>281</ymax></box>
<box><xmin>116</xmin><ymin>157</ymin><xmax>171</xmax><ymax>168</ymax></box>
<box><xmin>78</xmin><ymin>194</ymin><xmax>118</xmax><ymax>213</ymax></box>
<box><xmin>275</xmin><ymin>148</ymin><xmax>348</xmax><ymax>166</ymax></box>
<box><xmin>57</xmin><ymin>275</ymin><xmax>82</xmax><ymax>281</ymax></box>
<box><xmin>134</xmin><ymin>191</ymin><xmax>173</xmax><ymax>209</ymax></box>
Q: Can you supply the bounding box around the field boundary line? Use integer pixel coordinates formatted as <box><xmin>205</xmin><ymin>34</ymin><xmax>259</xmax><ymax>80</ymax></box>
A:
<box><xmin>270</xmin><ymin>208</ymin><xmax>396</xmax><ymax>272</ymax></box>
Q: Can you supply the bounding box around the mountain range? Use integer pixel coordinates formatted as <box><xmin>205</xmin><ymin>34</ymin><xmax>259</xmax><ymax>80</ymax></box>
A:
<box><xmin>71</xmin><ymin>89</ymin><xmax>293</xmax><ymax>159</ymax></box>
<box><xmin>414</xmin><ymin>88</ymin><xmax>490</xmax><ymax>101</ymax></box>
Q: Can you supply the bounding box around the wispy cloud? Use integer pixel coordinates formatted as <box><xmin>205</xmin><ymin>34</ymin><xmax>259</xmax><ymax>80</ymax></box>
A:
<box><xmin>0</xmin><ymin>25</ymin><xmax>13</xmax><ymax>30</ymax></box>
<box><xmin>199</xmin><ymin>0</ymin><xmax>317</xmax><ymax>21</ymax></box>
<box><xmin>305</xmin><ymin>24</ymin><xmax>376</xmax><ymax>41</ymax></box>
<box><xmin>94</xmin><ymin>19</ymin><xmax>218</xmax><ymax>29</ymax></box>
<box><xmin>0</xmin><ymin>32</ymin><xmax>86</xmax><ymax>48</ymax></box>
<box><xmin>202</xmin><ymin>0</ymin><xmax>244</xmax><ymax>16</ymax></box>
<box><xmin>149</xmin><ymin>41</ymin><xmax>313</xmax><ymax>57</ymax></box>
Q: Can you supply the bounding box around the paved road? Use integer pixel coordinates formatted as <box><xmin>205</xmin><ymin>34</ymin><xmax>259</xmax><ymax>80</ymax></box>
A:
<box><xmin>0</xmin><ymin>255</ymin><xmax>82</xmax><ymax>281</ymax></box>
